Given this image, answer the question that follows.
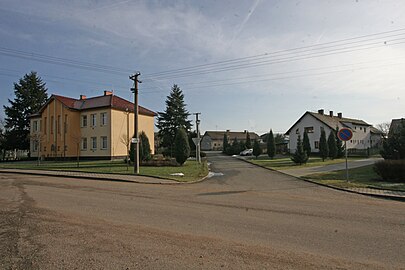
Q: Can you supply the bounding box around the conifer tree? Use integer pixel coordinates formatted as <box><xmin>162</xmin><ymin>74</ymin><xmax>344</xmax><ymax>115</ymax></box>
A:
<box><xmin>245</xmin><ymin>132</ymin><xmax>252</xmax><ymax>149</ymax></box>
<box><xmin>328</xmin><ymin>131</ymin><xmax>338</xmax><ymax>159</ymax></box>
<box><xmin>335</xmin><ymin>127</ymin><xmax>345</xmax><ymax>158</ymax></box>
<box><xmin>253</xmin><ymin>139</ymin><xmax>262</xmax><ymax>159</ymax></box>
<box><xmin>303</xmin><ymin>131</ymin><xmax>311</xmax><ymax>157</ymax></box>
<box><xmin>174</xmin><ymin>128</ymin><xmax>190</xmax><ymax>165</ymax></box>
<box><xmin>4</xmin><ymin>71</ymin><xmax>48</xmax><ymax>151</ymax></box>
<box><xmin>267</xmin><ymin>129</ymin><xmax>276</xmax><ymax>159</ymax></box>
<box><xmin>222</xmin><ymin>133</ymin><xmax>228</xmax><ymax>153</ymax></box>
<box><xmin>291</xmin><ymin>135</ymin><xmax>308</xmax><ymax>165</ymax></box>
<box><xmin>139</xmin><ymin>131</ymin><xmax>151</xmax><ymax>161</ymax></box>
<box><xmin>319</xmin><ymin>129</ymin><xmax>329</xmax><ymax>161</ymax></box>
<box><xmin>156</xmin><ymin>84</ymin><xmax>192</xmax><ymax>156</ymax></box>
<box><xmin>381</xmin><ymin>120</ymin><xmax>405</xmax><ymax>160</ymax></box>
<box><xmin>239</xmin><ymin>141</ymin><xmax>246</xmax><ymax>153</ymax></box>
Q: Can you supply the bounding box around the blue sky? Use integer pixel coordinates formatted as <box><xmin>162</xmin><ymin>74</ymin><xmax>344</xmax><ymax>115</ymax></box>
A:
<box><xmin>1</xmin><ymin>0</ymin><xmax>404</xmax><ymax>135</ymax></box>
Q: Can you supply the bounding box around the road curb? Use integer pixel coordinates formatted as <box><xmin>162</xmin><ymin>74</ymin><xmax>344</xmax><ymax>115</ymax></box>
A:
<box><xmin>0</xmin><ymin>168</ymin><xmax>209</xmax><ymax>185</ymax></box>
<box><xmin>236</xmin><ymin>156</ymin><xmax>405</xmax><ymax>202</ymax></box>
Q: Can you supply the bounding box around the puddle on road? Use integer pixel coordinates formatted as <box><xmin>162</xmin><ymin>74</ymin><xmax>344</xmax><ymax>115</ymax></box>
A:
<box><xmin>207</xmin><ymin>172</ymin><xmax>224</xmax><ymax>178</ymax></box>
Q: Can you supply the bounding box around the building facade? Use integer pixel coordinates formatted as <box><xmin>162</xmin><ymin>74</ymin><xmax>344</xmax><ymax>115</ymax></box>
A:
<box><xmin>286</xmin><ymin>109</ymin><xmax>382</xmax><ymax>154</ymax></box>
<box><xmin>201</xmin><ymin>130</ymin><xmax>260</xmax><ymax>151</ymax></box>
<box><xmin>29</xmin><ymin>91</ymin><xmax>156</xmax><ymax>160</ymax></box>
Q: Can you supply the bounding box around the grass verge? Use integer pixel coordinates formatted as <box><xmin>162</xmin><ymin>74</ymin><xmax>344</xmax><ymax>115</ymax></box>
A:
<box><xmin>0</xmin><ymin>159</ymin><xmax>209</xmax><ymax>182</ymax></box>
<box><xmin>248</xmin><ymin>156</ymin><xmax>361</xmax><ymax>170</ymax></box>
<box><xmin>303</xmin><ymin>165</ymin><xmax>405</xmax><ymax>191</ymax></box>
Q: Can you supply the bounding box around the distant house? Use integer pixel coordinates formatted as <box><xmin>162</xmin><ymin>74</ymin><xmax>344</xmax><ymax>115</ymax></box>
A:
<box><xmin>285</xmin><ymin>109</ymin><xmax>382</xmax><ymax>154</ymax></box>
<box><xmin>29</xmin><ymin>91</ymin><xmax>156</xmax><ymax>160</ymax></box>
<box><xmin>389</xmin><ymin>118</ymin><xmax>405</xmax><ymax>135</ymax></box>
<box><xmin>201</xmin><ymin>130</ymin><xmax>260</xmax><ymax>151</ymax></box>
<box><xmin>259</xmin><ymin>132</ymin><xmax>289</xmax><ymax>154</ymax></box>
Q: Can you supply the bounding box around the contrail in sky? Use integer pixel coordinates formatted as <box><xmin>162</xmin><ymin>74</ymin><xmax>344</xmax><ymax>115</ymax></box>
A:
<box><xmin>229</xmin><ymin>0</ymin><xmax>262</xmax><ymax>47</ymax></box>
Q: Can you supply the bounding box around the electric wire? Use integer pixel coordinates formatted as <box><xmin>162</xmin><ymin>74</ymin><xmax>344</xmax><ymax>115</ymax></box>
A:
<box><xmin>143</xmin><ymin>28</ymin><xmax>405</xmax><ymax>78</ymax></box>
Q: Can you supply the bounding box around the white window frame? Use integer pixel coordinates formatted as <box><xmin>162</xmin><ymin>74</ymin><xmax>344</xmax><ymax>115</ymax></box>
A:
<box><xmin>33</xmin><ymin>140</ymin><xmax>38</xmax><ymax>151</ymax></box>
<box><xmin>101</xmin><ymin>136</ymin><xmax>108</xmax><ymax>149</ymax></box>
<box><xmin>33</xmin><ymin>120</ymin><xmax>38</xmax><ymax>132</ymax></box>
<box><xmin>81</xmin><ymin>115</ymin><xmax>87</xmax><ymax>127</ymax></box>
<box><xmin>91</xmin><ymin>114</ymin><xmax>97</xmax><ymax>127</ymax></box>
<box><xmin>100</xmin><ymin>112</ymin><xmax>107</xmax><ymax>126</ymax></box>
<box><xmin>91</xmin><ymin>137</ymin><xmax>97</xmax><ymax>150</ymax></box>
<box><xmin>81</xmin><ymin>137</ymin><xmax>87</xmax><ymax>150</ymax></box>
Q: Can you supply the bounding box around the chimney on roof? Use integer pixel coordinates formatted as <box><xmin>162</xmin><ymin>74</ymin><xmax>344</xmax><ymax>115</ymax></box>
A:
<box><xmin>80</xmin><ymin>95</ymin><xmax>87</xmax><ymax>100</ymax></box>
<box><xmin>244</xmin><ymin>130</ymin><xmax>248</xmax><ymax>134</ymax></box>
<box><xmin>338</xmin><ymin>112</ymin><xmax>343</xmax><ymax>118</ymax></box>
<box><xmin>329</xmin><ymin>110</ymin><xmax>333</xmax><ymax>117</ymax></box>
<box><xmin>318</xmin><ymin>109</ymin><xmax>324</xmax><ymax>115</ymax></box>
<box><xmin>104</xmin><ymin>90</ymin><xmax>113</xmax><ymax>96</ymax></box>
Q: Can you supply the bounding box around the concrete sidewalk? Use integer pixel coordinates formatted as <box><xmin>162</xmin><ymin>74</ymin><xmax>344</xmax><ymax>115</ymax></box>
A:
<box><xmin>277</xmin><ymin>158</ymin><xmax>405</xmax><ymax>201</ymax></box>
<box><xmin>0</xmin><ymin>168</ymin><xmax>180</xmax><ymax>184</ymax></box>
<box><xmin>281</xmin><ymin>157</ymin><xmax>383</xmax><ymax>177</ymax></box>
<box><xmin>345</xmin><ymin>187</ymin><xmax>405</xmax><ymax>200</ymax></box>
<box><xmin>238</xmin><ymin>156</ymin><xmax>405</xmax><ymax>201</ymax></box>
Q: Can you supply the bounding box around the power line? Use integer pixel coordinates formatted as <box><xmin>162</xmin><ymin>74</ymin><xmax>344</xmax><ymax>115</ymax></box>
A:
<box><xmin>139</xmin><ymin>60</ymin><xmax>405</xmax><ymax>93</ymax></box>
<box><xmin>143</xmin><ymin>27</ymin><xmax>405</xmax><ymax>78</ymax></box>
<box><xmin>144</xmin><ymin>36</ymin><xmax>405</xmax><ymax>80</ymax></box>
<box><xmin>0</xmin><ymin>46</ymin><xmax>133</xmax><ymax>75</ymax></box>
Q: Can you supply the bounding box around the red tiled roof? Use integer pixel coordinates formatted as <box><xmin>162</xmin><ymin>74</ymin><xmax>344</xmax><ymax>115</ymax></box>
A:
<box><xmin>53</xmin><ymin>94</ymin><xmax>77</xmax><ymax>108</ymax></box>
<box><xmin>111</xmin><ymin>95</ymin><xmax>157</xmax><ymax>116</ymax></box>
<box><xmin>34</xmin><ymin>93</ymin><xmax>156</xmax><ymax>117</ymax></box>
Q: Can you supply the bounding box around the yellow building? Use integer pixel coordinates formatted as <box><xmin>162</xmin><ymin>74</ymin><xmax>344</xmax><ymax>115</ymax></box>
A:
<box><xmin>29</xmin><ymin>91</ymin><xmax>156</xmax><ymax>160</ymax></box>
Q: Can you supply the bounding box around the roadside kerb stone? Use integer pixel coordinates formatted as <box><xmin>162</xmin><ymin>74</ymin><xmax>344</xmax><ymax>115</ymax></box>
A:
<box><xmin>0</xmin><ymin>168</ymin><xmax>209</xmax><ymax>185</ymax></box>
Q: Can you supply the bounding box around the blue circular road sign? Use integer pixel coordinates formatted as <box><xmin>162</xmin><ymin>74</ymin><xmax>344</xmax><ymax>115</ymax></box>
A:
<box><xmin>338</xmin><ymin>128</ymin><xmax>353</xmax><ymax>141</ymax></box>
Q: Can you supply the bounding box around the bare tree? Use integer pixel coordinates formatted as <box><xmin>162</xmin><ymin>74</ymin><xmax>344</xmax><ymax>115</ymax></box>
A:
<box><xmin>30</xmin><ymin>132</ymin><xmax>44</xmax><ymax>166</ymax></box>
<box><xmin>70</xmin><ymin>131</ymin><xmax>82</xmax><ymax>168</ymax></box>
<box><xmin>120</xmin><ymin>134</ymin><xmax>131</xmax><ymax>170</ymax></box>
<box><xmin>376</xmin><ymin>122</ymin><xmax>391</xmax><ymax>138</ymax></box>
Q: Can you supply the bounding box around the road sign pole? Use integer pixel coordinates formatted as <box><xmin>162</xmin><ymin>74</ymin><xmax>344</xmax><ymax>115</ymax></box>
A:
<box><xmin>345</xmin><ymin>141</ymin><xmax>349</xmax><ymax>182</ymax></box>
<box><xmin>337</xmin><ymin>128</ymin><xmax>353</xmax><ymax>183</ymax></box>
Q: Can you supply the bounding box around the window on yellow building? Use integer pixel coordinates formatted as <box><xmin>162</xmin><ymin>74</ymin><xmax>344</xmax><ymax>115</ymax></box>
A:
<box><xmin>81</xmin><ymin>138</ymin><xmax>87</xmax><ymax>150</ymax></box>
<box><xmin>33</xmin><ymin>141</ymin><xmax>38</xmax><ymax>151</ymax></box>
<box><xmin>100</xmin><ymin>112</ymin><xmax>107</xmax><ymax>126</ymax></box>
<box><xmin>91</xmin><ymin>137</ymin><xmax>97</xmax><ymax>150</ymax></box>
<box><xmin>81</xmin><ymin>115</ymin><xmax>87</xmax><ymax>127</ymax></box>
<box><xmin>33</xmin><ymin>120</ymin><xmax>38</xmax><ymax>132</ymax></box>
<box><xmin>101</xmin><ymin>136</ymin><xmax>107</xmax><ymax>149</ymax></box>
<box><xmin>50</xmin><ymin>116</ymin><xmax>54</xmax><ymax>134</ymax></box>
<box><xmin>57</xmin><ymin>115</ymin><xmax>61</xmax><ymax>134</ymax></box>
<box><xmin>64</xmin><ymin>115</ymin><xmax>68</xmax><ymax>133</ymax></box>
<box><xmin>91</xmin><ymin>114</ymin><xmax>97</xmax><ymax>127</ymax></box>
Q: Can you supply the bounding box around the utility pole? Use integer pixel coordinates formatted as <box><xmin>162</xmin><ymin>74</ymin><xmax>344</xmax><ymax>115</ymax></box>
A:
<box><xmin>129</xmin><ymin>72</ymin><xmax>141</xmax><ymax>174</ymax></box>
<box><xmin>193</xmin><ymin>113</ymin><xmax>201</xmax><ymax>164</ymax></box>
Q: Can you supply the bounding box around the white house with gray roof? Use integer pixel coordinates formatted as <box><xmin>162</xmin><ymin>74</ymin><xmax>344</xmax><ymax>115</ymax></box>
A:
<box><xmin>285</xmin><ymin>109</ymin><xmax>382</xmax><ymax>154</ymax></box>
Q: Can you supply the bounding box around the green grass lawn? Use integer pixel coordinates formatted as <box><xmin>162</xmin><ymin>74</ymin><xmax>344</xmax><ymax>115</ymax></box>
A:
<box><xmin>248</xmin><ymin>156</ymin><xmax>361</xmax><ymax>170</ymax></box>
<box><xmin>0</xmin><ymin>159</ymin><xmax>208</xmax><ymax>182</ymax></box>
<box><xmin>303</xmin><ymin>165</ymin><xmax>405</xmax><ymax>191</ymax></box>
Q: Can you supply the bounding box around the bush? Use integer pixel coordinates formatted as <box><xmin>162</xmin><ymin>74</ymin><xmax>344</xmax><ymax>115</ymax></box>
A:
<box><xmin>373</xmin><ymin>160</ymin><xmax>405</xmax><ymax>182</ymax></box>
<box><xmin>291</xmin><ymin>135</ymin><xmax>308</xmax><ymax>165</ymax></box>
<box><xmin>189</xmin><ymin>150</ymin><xmax>206</xmax><ymax>158</ymax></box>
<box><xmin>174</xmin><ymin>128</ymin><xmax>190</xmax><ymax>165</ymax></box>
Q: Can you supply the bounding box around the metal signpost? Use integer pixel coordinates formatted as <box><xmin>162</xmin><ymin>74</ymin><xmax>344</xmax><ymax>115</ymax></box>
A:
<box><xmin>337</xmin><ymin>128</ymin><xmax>353</xmax><ymax>182</ymax></box>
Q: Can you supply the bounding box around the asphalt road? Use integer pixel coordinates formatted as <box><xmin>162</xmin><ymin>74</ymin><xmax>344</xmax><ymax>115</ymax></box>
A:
<box><xmin>1</xmin><ymin>152</ymin><xmax>404</xmax><ymax>269</ymax></box>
